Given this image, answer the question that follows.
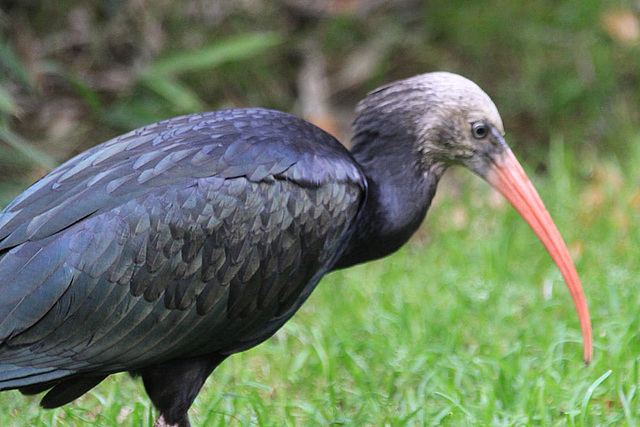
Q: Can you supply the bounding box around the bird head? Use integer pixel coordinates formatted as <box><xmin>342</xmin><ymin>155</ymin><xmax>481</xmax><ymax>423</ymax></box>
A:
<box><xmin>356</xmin><ymin>72</ymin><xmax>593</xmax><ymax>364</ymax></box>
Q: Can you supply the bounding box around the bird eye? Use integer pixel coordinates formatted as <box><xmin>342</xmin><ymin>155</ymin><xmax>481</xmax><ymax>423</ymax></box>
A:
<box><xmin>471</xmin><ymin>122</ymin><xmax>489</xmax><ymax>139</ymax></box>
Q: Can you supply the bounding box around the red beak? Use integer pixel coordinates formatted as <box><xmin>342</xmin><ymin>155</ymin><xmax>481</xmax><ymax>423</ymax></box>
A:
<box><xmin>484</xmin><ymin>148</ymin><xmax>593</xmax><ymax>364</ymax></box>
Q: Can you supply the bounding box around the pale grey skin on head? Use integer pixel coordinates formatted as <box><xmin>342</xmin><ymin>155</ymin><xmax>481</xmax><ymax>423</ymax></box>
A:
<box><xmin>358</xmin><ymin>72</ymin><xmax>505</xmax><ymax>174</ymax></box>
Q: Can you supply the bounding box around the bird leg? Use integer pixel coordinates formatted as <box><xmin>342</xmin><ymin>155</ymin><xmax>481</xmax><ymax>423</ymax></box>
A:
<box><xmin>154</xmin><ymin>413</ymin><xmax>190</xmax><ymax>427</ymax></box>
<box><xmin>141</xmin><ymin>354</ymin><xmax>226</xmax><ymax>427</ymax></box>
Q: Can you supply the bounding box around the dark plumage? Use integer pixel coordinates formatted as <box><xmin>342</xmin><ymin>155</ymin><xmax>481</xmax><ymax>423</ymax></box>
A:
<box><xmin>0</xmin><ymin>72</ymin><xmax>592</xmax><ymax>426</ymax></box>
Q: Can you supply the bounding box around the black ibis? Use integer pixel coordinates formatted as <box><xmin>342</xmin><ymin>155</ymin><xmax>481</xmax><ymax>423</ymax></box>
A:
<box><xmin>0</xmin><ymin>72</ymin><xmax>592</xmax><ymax>426</ymax></box>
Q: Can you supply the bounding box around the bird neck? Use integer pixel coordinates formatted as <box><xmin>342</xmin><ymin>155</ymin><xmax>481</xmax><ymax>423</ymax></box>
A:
<box><xmin>334</xmin><ymin>131</ymin><xmax>444</xmax><ymax>270</ymax></box>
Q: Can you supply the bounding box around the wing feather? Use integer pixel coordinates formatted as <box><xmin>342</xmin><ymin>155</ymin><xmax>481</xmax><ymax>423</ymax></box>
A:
<box><xmin>0</xmin><ymin>108</ymin><xmax>365</xmax><ymax>392</ymax></box>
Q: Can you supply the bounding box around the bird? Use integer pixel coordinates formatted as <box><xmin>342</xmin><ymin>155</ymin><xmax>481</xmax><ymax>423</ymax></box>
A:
<box><xmin>0</xmin><ymin>72</ymin><xmax>592</xmax><ymax>427</ymax></box>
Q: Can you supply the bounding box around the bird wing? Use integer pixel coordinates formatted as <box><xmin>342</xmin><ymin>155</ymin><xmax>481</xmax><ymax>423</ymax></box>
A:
<box><xmin>0</xmin><ymin>109</ymin><xmax>365</xmax><ymax>389</ymax></box>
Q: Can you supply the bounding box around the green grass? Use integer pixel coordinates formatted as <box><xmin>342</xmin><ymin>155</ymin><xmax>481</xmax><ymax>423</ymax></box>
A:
<box><xmin>2</xmin><ymin>1</ymin><xmax>639</xmax><ymax>424</ymax></box>
<box><xmin>1</xmin><ymin>137</ymin><xmax>639</xmax><ymax>426</ymax></box>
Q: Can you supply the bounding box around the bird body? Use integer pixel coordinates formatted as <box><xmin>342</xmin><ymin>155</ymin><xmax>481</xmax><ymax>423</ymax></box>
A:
<box><xmin>0</xmin><ymin>108</ymin><xmax>365</xmax><ymax>422</ymax></box>
<box><xmin>0</xmin><ymin>73</ymin><xmax>592</xmax><ymax>426</ymax></box>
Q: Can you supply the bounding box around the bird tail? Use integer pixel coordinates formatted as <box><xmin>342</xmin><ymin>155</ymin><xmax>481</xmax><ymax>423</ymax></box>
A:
<box><xmin>0</xmin><ymin>362</ymin><xmax>71</xmax><ymax>391</ymax></box>
<box><xmin>0</xmin><ymin>362</ymin><xmax>106</xmax><ymax>408</ymax></box>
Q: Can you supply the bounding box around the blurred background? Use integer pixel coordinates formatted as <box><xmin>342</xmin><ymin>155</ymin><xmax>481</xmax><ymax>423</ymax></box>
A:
<box><xmin>0</xmin><ymin>0</ymin><xmax>639</xmax><ymax>204</ymax></box>
<box><xmin>2</xmin><ymin>1</ymin><xmax>640</xmax><ymax>425</ymax></box>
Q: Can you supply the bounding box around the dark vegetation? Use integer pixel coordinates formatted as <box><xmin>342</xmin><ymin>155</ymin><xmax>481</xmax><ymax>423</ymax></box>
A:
<box><xmin>1</xmin><ymin>0</ymin><xmax>639</xmax><ymax>192</ymax></box>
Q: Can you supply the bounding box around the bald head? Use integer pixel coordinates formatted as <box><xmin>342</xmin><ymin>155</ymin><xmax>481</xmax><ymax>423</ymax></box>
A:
<box><xmin>353</xmin><ymin>72</ymin><xmax>507</xmax><ymax>175</ymax></box>
<box><xmin>411</xmin><ymin>72</ymin><xmax>503</xmax><ymax>133</ymax></box>
<box><xmin>357</xmin><ymin>72</ymin><xmax>503</xmax><ymax>133</ymax></box>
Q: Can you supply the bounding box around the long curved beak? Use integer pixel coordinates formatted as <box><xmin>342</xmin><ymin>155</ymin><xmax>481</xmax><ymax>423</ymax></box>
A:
<box><xmin>484</xmin><ymin>148</ymin><xmax>593</xmax><ymax>365</ymax></box>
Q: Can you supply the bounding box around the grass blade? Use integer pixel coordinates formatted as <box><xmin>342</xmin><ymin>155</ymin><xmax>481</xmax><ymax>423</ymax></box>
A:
<box><xmin>0</xmin><ymin>40</ymin><xmax>32</xmax><ymax>89</ymax></box>
<box><xmin>581</xmin><ymin>369</ymin><xmax>612</xmax><ymax>426</ymax></box>
<box><xmin>619</xmin><ymin>384</ymin><xmax>637</xmax><ymax>427</ymax></box>
<box><xmin>0</xmin><ymin>127</ymin><xmax>57</xmax><ymax>170</ymax></box>
<box><xmin>0</xmin><ymin>86</ymin><xmax>20</xmax><ymax>115</ymax></box>
<box><xmin>144</xmin><ymin>32</ymin><xmax>281</xmax><ymax>77</ymax></box>
<box><xmin>139</xmin><ymin>75</ymin><xmax>206</xmax><ymax>113</ymax></box>
<box><xmin>41</xmin><ymin>63</ymin><xmax>102</xmax><ymax>112</ymax></box>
